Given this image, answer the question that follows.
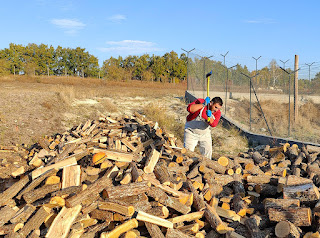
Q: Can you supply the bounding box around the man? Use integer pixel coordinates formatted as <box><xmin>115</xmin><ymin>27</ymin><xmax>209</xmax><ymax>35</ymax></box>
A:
<box><xmin>184</xmin><ymin>96</ymin><xmax>223</xmax><ymax>159</ymax></box>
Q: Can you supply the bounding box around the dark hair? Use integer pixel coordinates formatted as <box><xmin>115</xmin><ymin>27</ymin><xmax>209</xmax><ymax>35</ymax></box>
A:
<box><xmin>211</xmin><ymin>97</ymin><xmax>223</xmax><ymax>106</ymax></box>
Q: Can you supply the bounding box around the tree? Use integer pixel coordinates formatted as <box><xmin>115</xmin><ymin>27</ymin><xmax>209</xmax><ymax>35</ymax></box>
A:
<box><xmin>269</xmin><ymin>59</ymin><xmax>281</xmax><ymax>87</ymax></box>
<box><xmin>0</xmin><ymin>58</ymin><xmax>10</xmax><ymax>76</ymax></box>
<box><xmin>150</xmin><ymin>55</ymin><xmax>165</xmax><ymax>82</ymax></box>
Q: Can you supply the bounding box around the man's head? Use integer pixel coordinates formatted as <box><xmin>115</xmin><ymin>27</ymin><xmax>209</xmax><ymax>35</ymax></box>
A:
<box><xmin>209</xmin><ymin>97</ymin><xmax>223</xmax><ymax>112</ymax></box>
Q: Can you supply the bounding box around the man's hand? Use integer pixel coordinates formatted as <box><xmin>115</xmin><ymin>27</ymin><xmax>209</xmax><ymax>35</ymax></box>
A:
<box><xmin>206</xmin><ymin>110</ymin><xmax>212</xmax><ymax>117</ymax></box>
<box><xmin>203</xmin><ymin>97</ymin><xmax>210</xmax><ymax>106</ymax></box>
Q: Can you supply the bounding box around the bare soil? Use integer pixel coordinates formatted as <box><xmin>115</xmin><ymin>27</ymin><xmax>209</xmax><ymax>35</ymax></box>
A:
<box><xmin>0</xmin><ymin>77</ymin><xmax>248</xmax><ymax>161</ymax></box>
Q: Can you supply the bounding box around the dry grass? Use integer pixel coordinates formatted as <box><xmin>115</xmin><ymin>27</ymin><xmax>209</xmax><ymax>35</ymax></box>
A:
<box><xmin>231</xmin><ymin>98</ymin><xmax>320</xmax><ymax>143</ymax></box>
<box><xmin>143</xmin><ymin>102</ymin><xmax>185</xmax><ymax>142</ymax></box>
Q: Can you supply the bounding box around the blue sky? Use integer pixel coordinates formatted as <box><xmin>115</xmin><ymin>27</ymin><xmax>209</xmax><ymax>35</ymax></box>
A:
<box><xmin>1</xmin><ymin>0</ymin><xmax>319</xmax><ymax>78</ymax></box>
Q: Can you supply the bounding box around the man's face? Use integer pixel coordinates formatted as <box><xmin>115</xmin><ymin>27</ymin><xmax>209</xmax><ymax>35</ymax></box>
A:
<box><xmin>209</xmin><ymin>103</ymin><xmax>222</xmax><ymax>112</ymax></box>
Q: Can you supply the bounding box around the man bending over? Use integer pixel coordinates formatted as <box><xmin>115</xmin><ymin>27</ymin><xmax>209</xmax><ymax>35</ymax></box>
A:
<box><xmin>184</xmin><ymin>96</ymin><xmax>223</xmax><ymax>159</ymax></box>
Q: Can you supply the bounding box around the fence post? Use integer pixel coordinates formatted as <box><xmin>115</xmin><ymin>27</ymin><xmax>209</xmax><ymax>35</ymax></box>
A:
<box><xmin>294</xmin><ymin>55</ymin><xmax>299</xmax><ymax>123</ymax></box>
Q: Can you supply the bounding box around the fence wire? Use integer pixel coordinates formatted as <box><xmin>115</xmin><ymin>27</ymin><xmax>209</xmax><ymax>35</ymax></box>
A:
<box><xmin>185</xmin><ymin>49</ymin><xmax>320</xmax><ymax>144</ymax></box>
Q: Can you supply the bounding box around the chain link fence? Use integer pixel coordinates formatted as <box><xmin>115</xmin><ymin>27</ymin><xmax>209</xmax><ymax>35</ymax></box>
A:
<box><xmin>185</xmin><ymin>49</ymin><xmax>320</xmax><ymax>144</ymax></box>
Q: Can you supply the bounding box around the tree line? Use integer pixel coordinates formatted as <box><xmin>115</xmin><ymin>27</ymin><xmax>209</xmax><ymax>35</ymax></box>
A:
<box><xmin>0</xmin><ymin>43</ymin><xmax>319</xmax><ymax>92</ymax></box>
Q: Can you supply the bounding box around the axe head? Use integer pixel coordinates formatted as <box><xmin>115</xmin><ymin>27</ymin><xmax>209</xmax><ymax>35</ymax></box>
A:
<box><xmin>206</xmin><ymin>71</ymin><xmax>212</xmax><ymax>78</ymax></box>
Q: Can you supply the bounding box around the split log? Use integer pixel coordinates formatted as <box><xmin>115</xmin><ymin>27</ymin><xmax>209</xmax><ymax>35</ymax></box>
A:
<box><xmin>186</xmin><ymin>180</ymin><xmax>206</xmax><ymax>211</ymax></box>
<box><xmin>136</xmin><ymin>211</ymin><xmax>173</xmax><ymax>228</ymax></box>
<box><xmin>201</xmin><ymin>158</ymin><xmax>226</xmax><ymax>174</ymax></box>
<box><xmin>146</xmin><ymin>187</ymin><xmax>191</xmax><ymax>214</ymax></box>
<box><xmin>0</xmin><ymin>175</ymin><xmax>29</xmax><ymax>206</ymax></box>
<box><xmin>144</xmin><ymin>148</ymin><xmax>161</xmax><ymax>173</ymax></box>
<box><xmin>98</xmin><ymin>201</ymin><xmax>135</xmax><ymax>216</ymax></box>
<box><xmin>147</xmin><ymin>205</ymin><xmax>169</xmax><ymax>218</ymax></box>
<box><xmin>244</xmin><ymin>215</ymin><xmax>265</xmax><ymax>238</ymax></box>
<box><xmin>46</xmin><ymin>205</ymin><xmax>82</xmax><ymax>238</ymax></box>
<box><xmin>10</xmin><ymin>204</ymin><xmax>36</xmax><ymax>224</ymax></box>
<box><xmin>89</xmin><ymin>209</ymin><xmax>113</xmax><ymax>222</ymax></box>
<box><xmin>154</xmin><ymin>161</ymin><xmax>171</xmax><ymax>185</ymax></box>
<box><xmin>246</xmin><ymin>175</ymin><xmax>272</xmax><ymax>184</ymax></box>
<box><xmin>65</xmin><ymin>172</ymin><xmax>112</xmax><ymax>207</ymax></box>
<box><xmin>0</xmin><ymin>223</ymin><xmax>24</xmax><ymax>236</ymax></box>
<box><xmin>275</xmin><ymin>220</ymin><xmax>302</xmax><ymax>238</ymax></box>
<box><xmin>31</xmin><ymin>157</ymin><xmax>77</xmax><ymax>179</ymax></box>
<box><xmin>145</xmin><ymin>222</ymin><xmax>165</xmax><ymax>238</ymax></box>
<box><xmin>232</xmin><ymin>193</ymin><xmax>247</xmax><ymax>217</ymax></box>
<box><xmin>216</xmin><ymin>206</ymin><xmax>241</xmax><ymax>222</ymax></box>
<box><xmin>166</xmin><ymin>228</ymin><xmax>191</xmax><ymax>238</ymax></box>
<box><xmin>104</xmin><ymin>181</ymin><xmax>150</xmax><ymax>199</ymax></box>
<box><xmin>264</xmin><ymin>198</ymin><xmax>300</xmax><ymax>210</ymax></box>
<box><xmin>19</xmin><ymin>206</ymin><xmax>51</xmax><ymax>237</ymax></box>
<box><xmin>92</xmin><ymin>149</ymin><xmax>134</xmax><ymax>162</ymax></box>
<box><xmin>169</xmin><ymin>211</ymin><xmax>204</xmax><ymax>224</ymax></box>
<box><xmin>129</xmin><ymin>162</ymin><xmax>143</xmax><ymax>182</ymax></box>
<box><xmin>177</xmin><ymin>222</ymin><xmax>200</xmax><ymax>235</ymax></box>
<box><xmin>283</xmin><ymin>183</ymin><xmax>319</xmax><ymax>202</ymax></box>
<box><xmin>268</xmin><ymin>207</ymin><xmax>312</xmax><ymax>226</ymax></box>
<box><xmin>62</xmin><ymin>165</ymin><xmax>81</xmax><ymax>189</ymax></box>
<box><xmin>23</xmin><ymin>183</ymin><xmax>61</xmax><ymax>204</ymax></box>
<box><xmin>0</xmin><ymin>206</ymin><xmax>19</xmax><ymax>226</ymax></box>
<box><xmin>204</xmin><ymin>203</ymin><xmax>233</xmax><ymax>234</ymax></box>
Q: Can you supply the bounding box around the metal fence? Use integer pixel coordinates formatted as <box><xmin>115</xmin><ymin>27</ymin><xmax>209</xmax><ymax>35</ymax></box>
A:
<box><xmin>185</xmin><ymin>49</ymin><xmax>320</xmax><ymax>144</ymax></box>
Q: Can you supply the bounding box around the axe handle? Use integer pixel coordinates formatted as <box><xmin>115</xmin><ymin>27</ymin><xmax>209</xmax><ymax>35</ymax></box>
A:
<box><xmin>207</xmin><ymin>75</ymin><xmax>210</xmax><ymax>122</ymax></box>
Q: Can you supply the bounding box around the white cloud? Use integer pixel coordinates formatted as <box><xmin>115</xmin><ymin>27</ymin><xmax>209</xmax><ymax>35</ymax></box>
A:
<box><xmin>244</xmin><ymin>18</ymin><xmax>276</xmax><ymax>24</ymax></box>
<box><xmin>108</xmin><ymin>14</ymin><xmax>127</xmax><ymax>23</ymax></box>
<box><xmin>50</xmin><ymin>18</ymin><xmax>85</xmax><ymax>34</ymax></box>
<box><xmin>98</xmin><ymin>40</ymin><xmax>164</xmax><ymax>55</ymax></box>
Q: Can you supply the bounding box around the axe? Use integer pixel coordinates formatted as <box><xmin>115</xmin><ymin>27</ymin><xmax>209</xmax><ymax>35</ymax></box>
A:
<box><xmin>206</xmin><ymin>71</ymin><xmax>212</xmax><ymax>122</ymax></box>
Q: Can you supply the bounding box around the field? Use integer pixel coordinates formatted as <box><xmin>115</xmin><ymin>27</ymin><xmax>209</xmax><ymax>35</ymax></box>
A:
<box><xmin>0</xmin><ymin>76</ymin><xmax>248</xmax><ymax>157</ymax></box>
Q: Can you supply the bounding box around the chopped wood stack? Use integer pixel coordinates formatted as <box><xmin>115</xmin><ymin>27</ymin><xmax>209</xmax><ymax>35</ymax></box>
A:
<box><xmin>1</xmin><ymin>112</ymin><xmax>320</xmax><ymax>238</ymax></box>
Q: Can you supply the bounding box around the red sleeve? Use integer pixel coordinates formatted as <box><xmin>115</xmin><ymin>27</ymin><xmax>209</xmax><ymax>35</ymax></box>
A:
<box><xmin>200</xmin><ymin>108</ymin><xmax>221</xmax><ymax>127</ymax></box>
<box><xmin>209</xmin><ymin>110</ymin><xmax>221</xmax><ymax>127</ymax></box>
<box><xmin>187</xmin><ymin>98</ymin><xmax>204</xmax><ymax>112</ymax></box>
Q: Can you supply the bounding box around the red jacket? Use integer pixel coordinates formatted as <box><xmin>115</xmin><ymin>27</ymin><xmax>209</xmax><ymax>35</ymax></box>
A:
<box><xmin>186</xmin><ymin>98</ymin><xmax>221</xmax><ymax>127</ymax></box>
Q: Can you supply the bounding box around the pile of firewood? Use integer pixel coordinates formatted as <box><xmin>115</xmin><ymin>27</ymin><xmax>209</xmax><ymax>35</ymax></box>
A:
<box><xmin>1</xmin><ymin>112</ymin><xmax>320</xmax><ymax>238</ymax></box>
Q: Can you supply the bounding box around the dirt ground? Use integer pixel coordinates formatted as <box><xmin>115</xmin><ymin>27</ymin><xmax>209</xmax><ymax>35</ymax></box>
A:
<box><xmin>0</xmin><ymin>77</ymin><xmax>248</xmax><ymax>160</ymax></box>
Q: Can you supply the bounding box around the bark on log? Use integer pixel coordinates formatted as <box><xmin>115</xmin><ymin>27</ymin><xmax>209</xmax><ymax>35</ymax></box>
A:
<box><xmin>31</xmin><ymin>157</ymin><xmax>77</xmax><ymax>179</ymax></box>
<box><xmin>146</xmin><ymin>187</ymin><xmax>190</xmax><ymax>214</ymax></box>
<box><xmin>23</xmin><ymin>183</ymin><xmax>60</xmax><ymax>204</ymax></box>
<box><xmin>65</xmin><ymin>172</ymin><xmax>112</xmax><ymax>208</ymax></box>
<box><xmin>0</xmin><ymin>175</ymin><xmax>30</xmax><ymax>206</ymax></box>
<box><xmin>283</xmin><ymin>183</ymin><xmax>319</xmax><ymax>202</ymax></box>
<box><xmin>19</xmin><ymin>206</ymin><xmax>51</xmax><ymax>237</ymax></box>
<box><xmin>10</xmin><ymin>204</ymin><xmax>36</xmax><ymax>224</ymax></box>
<box><xmin>98</xmin><ymin>201</ymin><xmax>135</xmax><ymax>216</ymax></box>
<box><xmin>154</xmin><ymin>161</ymin><xmax>171</xmax><ymax>185</ymax></box>
<box><xmin>244</xmin><ymin>215</ymin><xmax>265</xmax><ymax>238</ymax></box>
<box><xmin>89</xmin><ymin>209</ymin><xmax>113</xmax><ymax>222</ymax></box>
<box><xmin>268</xmin><ymin>207</ymin><xmax>312</xmax><ymax>226</ymax></box>
<box><xmin>0</xmin><ymin>206</ymin><xmax>19</xmax><ymax>226</ymax></box>
<box><xmin>232</xmin><ymin>193</ymin><xmax>247</xmax><ymax>217</ymax></box>
<box><xmin>186</xmin><ymin>180</ymin><xmax>206</xmax><ymax>211</ymax></box>
<box><xmin>145</xmin><ymin>222</ymin><xmax>165</xmax><ymax>238</ymax></box>
<box><xmin>104</xmin><ymin>181</ymin><xmax>150</xmax><ymax>199</ymax></box>
<box><xmin>264</xmin><ymin>198</ymin><xmax>300</xmax><ymax>210</ymax></box>
<box><xmin>166</xmin><ymin>228</ymin><xmax>191</xmax><ymax>238</ymax></box>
